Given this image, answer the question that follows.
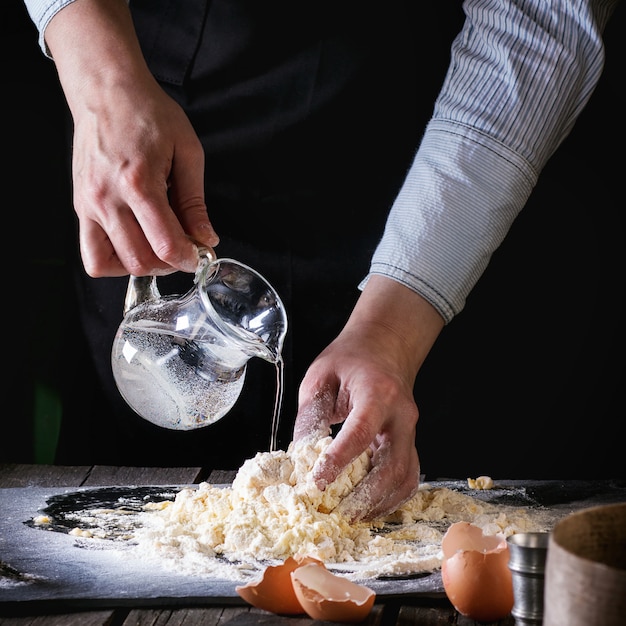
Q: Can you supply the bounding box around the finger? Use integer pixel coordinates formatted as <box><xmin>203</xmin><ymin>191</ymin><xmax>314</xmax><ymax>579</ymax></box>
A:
<box><xmin>168</xmin><ymin>140</ymin><xmax>219</xmax><ymax>248</ymax></box>
<box><xmin>311</xmin><ymin>402</ymin><xmax>380</xmax><ymax>489</ymax></box>
<box><xmin>124</xmin><ymin>177</ymin><xmax>201</xmax><ymax>273</ymax></box>
<box><xmin>79</xmin><ymin>218</ymin><xmax>129</xmax><ymax>277</ymax></box>
<box><xmin>335</xmin><ymin>440</ymin><xmax>420</xmax><ymax>522</ymax></box>
<box><xmin>292</xmin><ymin>386</ymin><xmax>337</xmax><ymax>443</ymax></box>
<box><xmin>79</xmin><ymin>200</ymin><xmax>181</xmax><ymax>278</ymax></box>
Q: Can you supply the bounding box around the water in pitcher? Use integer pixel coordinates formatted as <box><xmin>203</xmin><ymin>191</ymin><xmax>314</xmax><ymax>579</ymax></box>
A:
<box><xmin>113</xmin><ymin>325</ymin><xmax>247</xmax><ymax>430</ymax></box>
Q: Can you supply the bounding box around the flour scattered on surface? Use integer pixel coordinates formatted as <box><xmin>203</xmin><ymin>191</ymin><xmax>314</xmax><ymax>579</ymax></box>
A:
<box><xmin>131</xmin><ymin>437</ymin><xmax>548</xmax><ymax>582</ymax></box>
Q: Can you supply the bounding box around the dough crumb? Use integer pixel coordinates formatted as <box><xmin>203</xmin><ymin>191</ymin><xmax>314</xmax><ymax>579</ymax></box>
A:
<box><xmin>467</xmin><ymin>476</ymin><xmax>494</xmax><ymax>490</ymax></box>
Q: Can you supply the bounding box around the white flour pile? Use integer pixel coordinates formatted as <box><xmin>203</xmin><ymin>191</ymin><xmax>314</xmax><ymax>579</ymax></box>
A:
<box><xmin>130</xmin><ymin>436</ymin><xmax>549</xmax><ymax>582</ymax></box>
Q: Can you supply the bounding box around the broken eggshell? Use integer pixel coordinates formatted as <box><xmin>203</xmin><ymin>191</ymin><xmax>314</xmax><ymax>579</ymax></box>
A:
<box><xmin>441</xmin><ymin>521</ymin><xmax>514</xmax><ymax>622</ymax></box>
<box><xmin>291</xmin><ymin>562</ymin><xmax>376</xmax><ymax>623</ymax></box>
<box><xmin>235</xmin><ymin>555</ymin><xmax>322</xmax><ymax>614</ymax></box>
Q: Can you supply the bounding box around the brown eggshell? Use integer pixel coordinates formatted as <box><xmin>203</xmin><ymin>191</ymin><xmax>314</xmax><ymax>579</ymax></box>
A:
<box><xmin>235</xmin><ymin>555</ymin><xmax>323</xmax><ymax>614</ymax></box>
<box><xmin>441</xmin><ymin>521</ymin><xmax>514</xmax><ymax>622</ymax></box>
<box><xmin>291</xmin><ymin>562</ymin><xmax>376</xmax><ymax>623</ymax></box>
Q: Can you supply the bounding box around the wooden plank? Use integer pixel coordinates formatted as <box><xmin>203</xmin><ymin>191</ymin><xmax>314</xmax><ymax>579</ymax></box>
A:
<box><xmin>207</xmin><ymin>470</ymin><xmax>236</xmax><ymax>484</ymax></box>
<box><xmin>397</xmin><ymin>603</ymin><xmax>515</xmax><ymax>625</ymax></box>
<box><xmin>0</xmin><ymin>610</ymin><xmax>115</xmax><ymax>625</ymax></box>
<box><xmin>457</xmin><ymin>613</ymin><xmax>515</xmax><ymax>625</ymax></box>
<box><xmin>122</xmin><ymin>606</ymin><xmax>260</xmax><ymax>625</ymax></box>
<box><xmin>0</xmin><ymin>465</ymin><xmax>91</xmax><ymax>488</ymax></box>
<box><xmin>0</xmin><ymin>465</ymin><xmax>203</xmax><ymax>489</ymax></box>
<box><xmin>121</xmin><ymin>605</ymin><xmax>385</xmax><ymax>626</ymax></box>
<box><xmin>83</xmin><ymin>466</ymin><xmax>203</xmax><ymax>486</ymax></box>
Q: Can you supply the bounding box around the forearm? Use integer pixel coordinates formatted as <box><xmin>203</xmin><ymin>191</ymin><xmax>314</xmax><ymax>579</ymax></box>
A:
<box><xmin>348</xmin><ymin>275</ymin><xmax>444</xmax><ymax>384</ymax></box>
<box><xmin>368</xmin><ymin>0</ymin><xmax>619</xmax><ymax>323</ymax></box>
<box><xmin>44</xmin><ymin>0</ymin><xmax>153</xmax><ymax>116</ymax></box>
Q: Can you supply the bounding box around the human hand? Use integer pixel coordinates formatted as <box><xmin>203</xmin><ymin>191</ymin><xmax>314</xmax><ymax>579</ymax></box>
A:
<box><xmin>45</xmin><ymin>0</ymin><xmax>219</xmax><ymax>278</ymax></box>
<box><xmin>293</xmin><ymin>337</ymin><xmax>421</xmax><ymax>522</ymax></box>
<box><xmin>70</xmin><ymin>76</ymin><xmax>218</xmax><ymax>278</ymax></box>
<box><xmin>292</xmin><ymin>276</ymin><xmax>445</xmax><ymax>522</ymax></box>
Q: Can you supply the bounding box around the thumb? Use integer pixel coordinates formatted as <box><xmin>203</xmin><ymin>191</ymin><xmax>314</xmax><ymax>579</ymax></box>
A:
<box><xmin>293</xmin><ymin>386</ymin><xmax>336</xmax><ymax>443</ymax></box>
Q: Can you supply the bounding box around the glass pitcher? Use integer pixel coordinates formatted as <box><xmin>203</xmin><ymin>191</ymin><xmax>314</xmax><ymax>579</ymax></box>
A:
<box><xmin>111</xmin><ymin>247</ymin><xmax>287</xmax><ymax>430</ymax></box>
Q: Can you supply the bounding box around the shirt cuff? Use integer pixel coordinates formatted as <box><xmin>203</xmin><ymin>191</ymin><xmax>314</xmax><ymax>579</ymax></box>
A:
<box><xmin>23</xmin><ymin>0</ymin><xmax>77</xmax><ymax>58</ymax></box>
<box><xmin>361</xmin><ymin>119</ymin><xmax>538</xmax><ymax>323</ymax></box>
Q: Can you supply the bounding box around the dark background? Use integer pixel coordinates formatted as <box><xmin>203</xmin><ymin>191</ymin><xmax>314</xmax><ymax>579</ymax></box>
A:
<box><xmin>4</xmin><ymin>1</ymin><xmax>624</xmax><ymax>479</ymax></box>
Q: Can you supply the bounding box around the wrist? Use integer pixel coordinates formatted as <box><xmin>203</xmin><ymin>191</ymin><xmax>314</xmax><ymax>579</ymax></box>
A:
<box><xmin>348</xmin><ymin>274</ymin><xmax>444</xmax><ymax>376</ymax></box>
<box><xmin>46</xmin><ymin>0</ymin><xmax>151</xmax><ymax>109</ymax></box>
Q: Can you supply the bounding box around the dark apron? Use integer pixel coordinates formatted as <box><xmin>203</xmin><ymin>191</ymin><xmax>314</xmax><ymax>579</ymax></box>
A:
<box><xmin>58</xmin><ymin>0</ymin><xmax>461</xmax><ymax>468</ymax></box>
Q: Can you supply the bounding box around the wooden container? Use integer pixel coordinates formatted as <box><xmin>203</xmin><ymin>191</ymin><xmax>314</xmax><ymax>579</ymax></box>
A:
<box><xmin>543</xmin><ymin>502</ymin><xmax>626</xmax><ymax>626</ymax></box>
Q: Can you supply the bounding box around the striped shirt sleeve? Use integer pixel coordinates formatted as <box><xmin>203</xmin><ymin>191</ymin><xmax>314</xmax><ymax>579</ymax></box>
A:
<box><xmin>365</xmin><ymin>0</ymin><xmax>619</xmax><ymax>323</ymax></box>
<box><xmin>23</xmin><ymin>0</ymin><xmax>78</xmax><ymax>57</ymax></box>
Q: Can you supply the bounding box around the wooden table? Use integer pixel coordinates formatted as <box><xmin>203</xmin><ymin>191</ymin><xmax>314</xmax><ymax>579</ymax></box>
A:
<box><xmin>0</xmin><ymin>464</ymin><xmax>568</xmax><ymax>625</ymax></box>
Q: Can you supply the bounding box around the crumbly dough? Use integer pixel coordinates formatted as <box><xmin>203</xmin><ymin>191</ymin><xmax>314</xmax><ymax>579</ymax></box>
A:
<box><xmin>467</xmin><ymin>475</ymin><xmax>494</xmax><ymax>490</ymax></box>
<box><xmin>132</xmin><ymin>436</ymin><xmax>547</xmax><ymax>581</ymax></box>
<box><xmin>69</xmin><ymin>527</ymin><xmax>94</xmax><ymax>538</ymax></box>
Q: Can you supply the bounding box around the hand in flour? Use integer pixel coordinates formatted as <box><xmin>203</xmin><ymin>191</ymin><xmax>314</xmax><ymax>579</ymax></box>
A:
<box><xmin>44</xmin><ymin>0</ymin><xmax>219</xmax><ymax>278</ymax></box>
<box><xmin>293</xmin><ymin>275</ymin><xmax>444</xmax><ymax>522</ymax></box>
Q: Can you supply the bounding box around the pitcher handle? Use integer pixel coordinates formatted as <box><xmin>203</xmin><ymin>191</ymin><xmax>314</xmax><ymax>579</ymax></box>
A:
<box><xmin>194</xmin><ymin>244</ymin><xmax>218</xmax><ymax>285</ymax></box>
<box><xmin>123</xmin><ymin>244</ymin><xmax>217</xmax><ymax>315</ymax></box>
<box><xmin>123</xmin><ymin>275</ymin><xmax>161</xmax><ymax>315</ymax></box>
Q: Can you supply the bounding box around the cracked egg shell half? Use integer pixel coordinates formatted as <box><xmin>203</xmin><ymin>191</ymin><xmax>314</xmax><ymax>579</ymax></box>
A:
<box><xmin>291</xmin><ymin>562</ymin><xmax>376</xmax><ymax>623</ymax></box>
<box><xmin>441</xmin><ymin>521</ymin><xmax>514</xmax><ymax>622</ymax></box>
<box><xmin>235</xmin><ymin>555</ymin><xmax>322</xmax><ymax>615</ymax></box>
